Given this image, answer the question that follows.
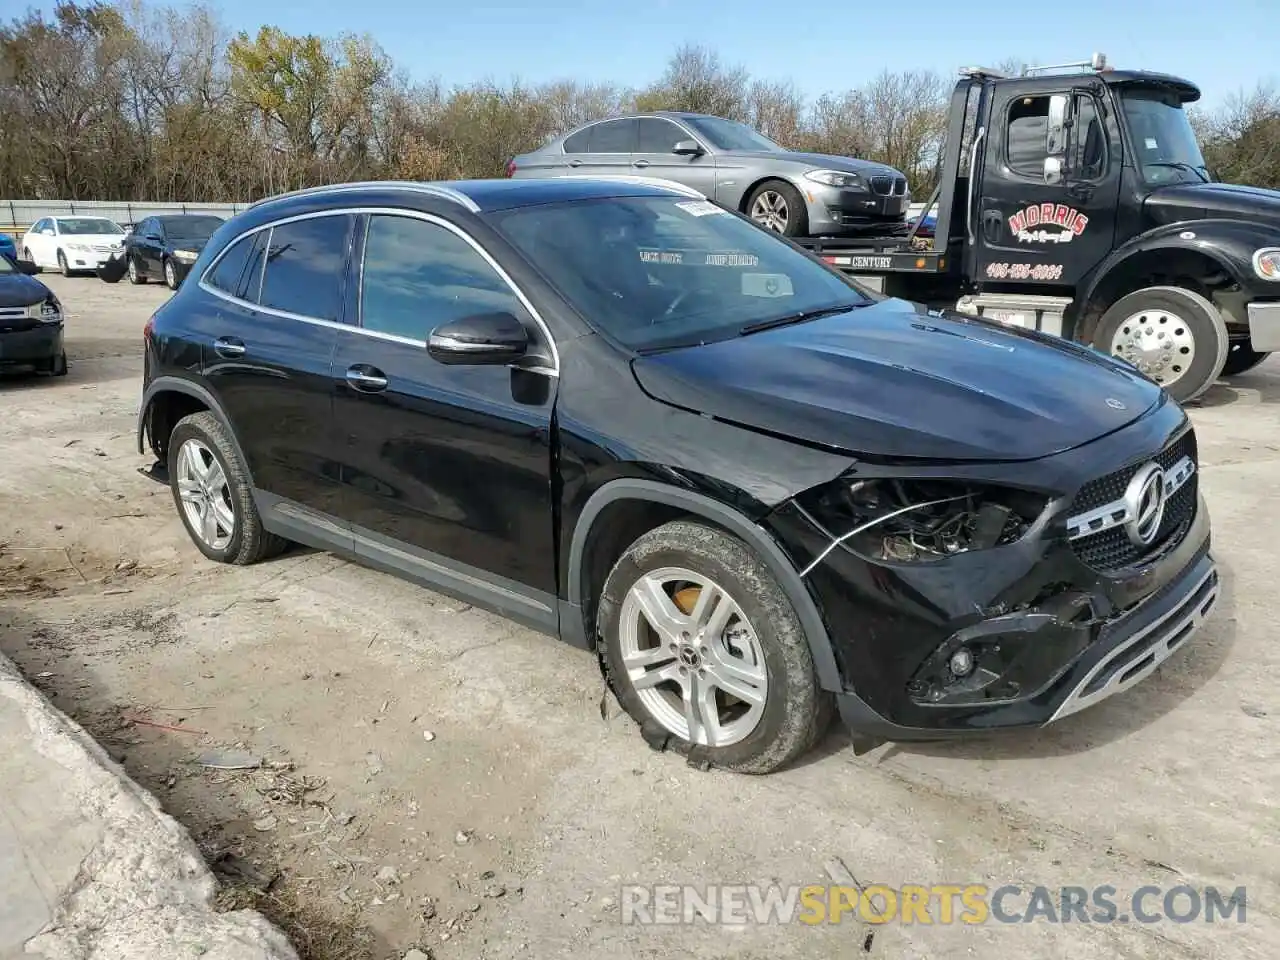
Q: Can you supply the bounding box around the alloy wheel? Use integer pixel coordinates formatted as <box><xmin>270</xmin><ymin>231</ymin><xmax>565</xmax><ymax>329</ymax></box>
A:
<box><xmin>1110</xmin><ymin>309</ymin><xmax>1196</xmax><ymax>388</ymax></box>
<box><xmin>165</xmin><ymin>259</ymin><xmax>176</xmax><ymax>288</ymax></box>
<box><xmin>617</xmin><ymin>566</ymin><xmax>768</xmax><ymax>747</ymax></box>
<box><xmin>749</xmin><ymin>191</ymin><xmax>790</xmax><ymax>232</ymax></box>
<box><xmin>175</xmin><ymin>438</ymin><xmax>236</xmax><ymax>551</ymax></box>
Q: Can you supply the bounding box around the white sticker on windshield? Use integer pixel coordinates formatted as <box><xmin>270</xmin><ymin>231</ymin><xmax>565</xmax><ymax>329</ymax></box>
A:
<box><xmin>1144</xmin><ymin>137</ymin><xmax>1158</xmax><ymax>150</ymax></box>
<box><xmin>675</xmin><ymin>200</ymin><xmax>726</xmax><ymax>217</ymax></box>
<box><xmin>741</xmin><ymin>273</ymin><xmax>794</xmax><ymax>298</ymax></box>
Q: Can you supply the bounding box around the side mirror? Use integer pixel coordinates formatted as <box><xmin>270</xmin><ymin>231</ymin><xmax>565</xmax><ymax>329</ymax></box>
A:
<box><xmin>1043</xmin><ymin>156</ymin><xmax>1063</xmax><ymax>185</ymax></box>
<box><xmin>672</xmin><ymin>139</ymin><xmax>704</xmax><ymax>157</ymax></box>
<box><xmin>428</xmin><ymin>311</ymin><xmax>529</xmax><ymax>365</ymax></box>
<box><xmin>1046</xmin><ymin>94</ymin><xmax>1068</xmax><ymax>156</ymax></box>
<box><xmin>14</xmin><ymin>258</ymin><xmax>38</xmax><ymax>275</ymax></box>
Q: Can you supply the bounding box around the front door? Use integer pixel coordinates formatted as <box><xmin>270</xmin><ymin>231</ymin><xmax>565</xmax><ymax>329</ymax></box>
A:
<box><xmin>632</xmin><ymin>117</ymin><xmax>718</xmax><ymax>197</ymax></box>
<box><xmin>331</xmin><ymin>211</ymin><xmax>558</xmax><ymax>617</ymax></box>
<box><xmin>973</xmin><ymin>84</ymin><xmax>1122</xmax><ymax>288</ymax></box>
<box><xmin>194</xmin><ymin>213</ymin><xmax>352</xmax><ymax>520</ymax></box>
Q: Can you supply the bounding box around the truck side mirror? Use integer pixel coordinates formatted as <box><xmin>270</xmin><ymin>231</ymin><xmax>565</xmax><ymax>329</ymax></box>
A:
<box><xmin>1043</xmin><ymin>156</ymin><xmax>1063</xmax><ymax>185</ymax></box>
<box><xmin>1046</xmin><ymin>94</ymin><xmax>1069</xmax><ymax>156</ymax></box>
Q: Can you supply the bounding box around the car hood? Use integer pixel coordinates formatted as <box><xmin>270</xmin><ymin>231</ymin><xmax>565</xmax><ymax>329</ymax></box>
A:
<box><xmin>721</xmin><ymin>150</ymin><xmax>903</xmax><ymax>177</ymax></box>
<box><xmin>0</xmin><ymin>273</ymin><xmax>51</xmax><ymax>307</ymax></box>
<box><xmin>630</xmin><ymin>298</ymin><xmax>1162</xmax><ymax>462</ymax></box>
<box><xmin>1144</xmin><ymin>182</ymin><xmax>1280</xmax><ymax>227</ymax></box>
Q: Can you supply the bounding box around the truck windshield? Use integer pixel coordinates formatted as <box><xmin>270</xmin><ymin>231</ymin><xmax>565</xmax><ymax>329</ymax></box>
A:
<box><xmin>1120</xmin><ymin>88</ymin><xmax>1210</xmax><ymax>184</ymax></box>
<box><xmin>683</xmin><ymin>116</ymin><xmax>784</xmax><ymax>152</ymax></box>
<box><xmin>488</xmin><ymin>195</ymin><xmax>871</xmax><ymax>352</ymax></box>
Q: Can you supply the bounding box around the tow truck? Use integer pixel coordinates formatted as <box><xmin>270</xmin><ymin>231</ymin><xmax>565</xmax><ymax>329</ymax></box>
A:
<box><xmin>790</xmin><ymin>53</ymin><xmax>1280</xmax><ymax>403</ymax></box>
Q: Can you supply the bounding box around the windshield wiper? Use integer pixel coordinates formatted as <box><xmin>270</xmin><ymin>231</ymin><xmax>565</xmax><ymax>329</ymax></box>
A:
<box><xmin>1147</xmin><ymin>160</ymin><xmax>1210</xmax><ymax>183</ymax></box>
<box><xmin>739</xmin><ymin>303</ymin><xmax>865</xmax><ymax>336</ymax></box>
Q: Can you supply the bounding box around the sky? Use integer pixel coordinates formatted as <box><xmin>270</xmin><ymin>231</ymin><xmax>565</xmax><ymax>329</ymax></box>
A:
<box><xmin>11</xmin><ymin>0</ymin><xmax>1277</xmax><ymax>110</ymax></box>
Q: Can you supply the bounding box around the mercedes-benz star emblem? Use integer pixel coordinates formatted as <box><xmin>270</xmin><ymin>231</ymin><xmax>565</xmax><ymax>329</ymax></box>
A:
<box><xmin>1123</xmin><ymin>462</ymin><xmax>1167</xmax><ymax>546</ymax></box>
<box><xmin>1105</xmin><ymin>398</ymin><xmax>1126</xmax><ymax>410</ymax></box>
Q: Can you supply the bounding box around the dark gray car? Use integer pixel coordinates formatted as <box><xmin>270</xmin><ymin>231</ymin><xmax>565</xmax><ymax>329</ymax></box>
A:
<box><xmin>508</xmin><ymin>112</ymin><xmax>910</xmax><ymax>237</ymax></box>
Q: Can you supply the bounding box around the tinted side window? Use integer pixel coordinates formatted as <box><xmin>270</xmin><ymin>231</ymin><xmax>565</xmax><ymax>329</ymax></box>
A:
<box><xmin>258</xmin><ymin>215</ymin><xmax>352</xmax><ymax>321</ymax></box>
<box><xmin>361</xmin><ymin>214</ymin><xmax>523</xmax><ymax>341</ymax></box>
<box><xmin>588</xmin><ymin>118</ymin><xmax>637</xmax><ymax>153</ymax></box>
<box><xmin>205</xmin><ymin>233</ymin><xmax>260</xmax><ymax>298</ymax></box>
<box><xmin>563</xmin><ymin>127</ymin><xmax>590</xmax><ymax>154</ymax></box>
<box><xmin>1007</xmin><ymin>96</ymin><xmax>1051</xmax><ymax>178</ymax></box>
<box><xmin>637</xmin><ymin>118</ymin><xmax>686</xmax><ymax>153</ymax></box>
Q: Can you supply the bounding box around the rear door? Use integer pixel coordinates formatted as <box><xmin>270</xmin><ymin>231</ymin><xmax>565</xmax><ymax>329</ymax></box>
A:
<box><xmin>567</xmin><ymin>118</ymin><xmax>637</xmax><ymax>178</ymax></box>
<box><xmin>195</xmin><ymin>212</ymin><xmax>353</xmax><ymax>523</ymax></box>
<box><xmin>633</xmin><ymin>117</ymin><xmax>717</xmax><ymax>196</ymax></box>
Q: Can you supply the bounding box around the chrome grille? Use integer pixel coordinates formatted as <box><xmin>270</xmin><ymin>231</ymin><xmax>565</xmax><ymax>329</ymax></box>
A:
<box><xmin>1065</xmin><ymin>431</ymin><xmax>1198</xmax><ymax>572</ymax></box>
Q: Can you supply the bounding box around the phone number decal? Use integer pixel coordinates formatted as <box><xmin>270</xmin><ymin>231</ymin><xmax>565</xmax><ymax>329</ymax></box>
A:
<box><xmin>985</xmin><ymin>262</ymin><xmax>1064</xmax><ymax>281</ymax></box>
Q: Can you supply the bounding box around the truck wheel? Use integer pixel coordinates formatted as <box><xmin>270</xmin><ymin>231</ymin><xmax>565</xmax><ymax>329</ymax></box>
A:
<box><xmin>1221</xmin><ymin>340</ymin><xmax>1271</xmax><ymax>377</ymax></box>
<box><xmin>1093</xmin><ymin>286</ymin><xmax>1229</xmax><ymax>403</ymax></box>
<box><xmin>746</xmin><ymin>180</ymin><xmax>808</xmax><ymax>237</ymax></box>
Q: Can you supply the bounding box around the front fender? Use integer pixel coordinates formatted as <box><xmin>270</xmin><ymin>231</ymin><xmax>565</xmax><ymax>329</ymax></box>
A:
<box><xmin>1080</xmin><ymin>218</ymin><xmax>1280</xmax><ymax>309</ymax></box>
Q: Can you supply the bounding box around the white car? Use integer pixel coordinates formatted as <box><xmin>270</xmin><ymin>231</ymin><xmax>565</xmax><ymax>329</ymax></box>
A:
<box><xmin>20</xmin><ymin>216</ymin><xmax>128</xmax><ymax>276</ymax></box>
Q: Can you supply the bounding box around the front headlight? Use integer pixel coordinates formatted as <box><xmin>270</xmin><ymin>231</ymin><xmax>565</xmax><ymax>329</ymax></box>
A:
<box><xmin>172</xmin><ymin>249</ymin><xmax>199</xmax><ymax>262</ymax></box>
<box><xmin>31</xmin><ymin>298</ymin><xmax>61</xmax><ymax>323</ymax></box>
<box><xmin>1253</xmin><ymin>248</ymin><xmax>1280</xmax><ymax>281</ymax></box>
<box><xmin>804</xmin><ymin>169</ymin><xmax>863</xmax><ymax>189</ymax></box>
<box><xmin>800</xmin><ymin>478</ymin><xmax>1048</xmax><ymax>563</ymax></box>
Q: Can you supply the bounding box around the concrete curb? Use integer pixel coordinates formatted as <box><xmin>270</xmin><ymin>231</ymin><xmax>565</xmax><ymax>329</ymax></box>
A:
<box><xmin>0</xmin><ymin>653</ymin><xmax>298</xmax><ymax>960</ymax></box>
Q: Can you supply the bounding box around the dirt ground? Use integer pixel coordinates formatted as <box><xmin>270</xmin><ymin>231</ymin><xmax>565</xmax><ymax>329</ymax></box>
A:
<box><xmin>1</xmin><ymin>274</ymin><xmax>1276</xmax><ymax>960</ymax></box>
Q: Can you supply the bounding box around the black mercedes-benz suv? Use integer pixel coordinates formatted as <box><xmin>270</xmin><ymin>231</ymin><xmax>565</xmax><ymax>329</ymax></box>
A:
<box><xmin>137</xmin><ymin>176</ymin><xmax>1219</xmax><ymax>773</ymax></box>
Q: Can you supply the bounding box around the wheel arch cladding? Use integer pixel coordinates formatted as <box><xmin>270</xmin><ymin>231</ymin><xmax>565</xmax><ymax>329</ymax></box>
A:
<box><xmin>138</xmin><ymin>377</ymin><xmax>252</xmax><ymax>481</ymax></box>
<box><xmin>565</xmin><ymin>479</ymin><xmax>844</xmax><ymax>691</ymax></box>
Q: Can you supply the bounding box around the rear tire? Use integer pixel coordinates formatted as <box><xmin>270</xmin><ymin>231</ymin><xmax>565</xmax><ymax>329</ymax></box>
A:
<box><xmin>1221</xmin><ymin>340</ymin><xmax>1270</xmax><ymax>377</ymax></box>
<box><xmin>598</xmin><ymin>519</ymin><xmax>832</xmax><ymax>774</ymax></box>
<box><xmin>22</xmin><ymin>247</ymin><xmax>39</xmax><ymax>273</ymax></box>
<box><xmin>1092</xmin><ymin>285</ymin><xmax>1229</xmax><ymax>403</ymax></box>
<box><xmin>167</xmin><ymin>411</ymin><xmax>289</xmax><ymax>566</ymax></box>
<box><xmin>746</xmin><ymin>180</ymin><xmax>809</xmax><ymax>238</ymax></box>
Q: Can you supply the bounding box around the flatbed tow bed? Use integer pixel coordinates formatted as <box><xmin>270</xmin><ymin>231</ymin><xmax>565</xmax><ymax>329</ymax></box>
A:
<box><xmin>782</xmin><ymin>53</ymin><xmax>1280</xmax><ymax>403</ymax></box>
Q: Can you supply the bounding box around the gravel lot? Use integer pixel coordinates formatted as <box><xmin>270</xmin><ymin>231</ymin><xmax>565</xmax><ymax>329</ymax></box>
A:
<box><xmin>1</xmin><ymin>274</ymin><xmax>1276</xmax><ymax>960</ymax></box>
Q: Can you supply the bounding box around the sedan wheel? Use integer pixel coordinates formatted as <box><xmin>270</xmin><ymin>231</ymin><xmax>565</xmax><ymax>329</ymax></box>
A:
<box><xmin>164</xmin><ymin>258</ymin><xmax>178</xmax><ymax>289</ymax></box>
<box><xmin>127</xmin><ymin>257</ymin><xmax>145</xmax><ymax>285</ymax></box>
<box><xmin>175</xmin><ymin>437</ymin><xmax>237</xmax><ymax>552</ymax></box>
<box><xmin>750</xmin><ymin>190</ymin><xmax>791</xmax><ymax>233</ymax></box>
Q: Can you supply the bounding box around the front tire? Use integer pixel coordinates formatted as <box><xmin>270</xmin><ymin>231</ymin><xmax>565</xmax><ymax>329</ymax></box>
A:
<box><xmin>167</xmin><ymin>411</ymin><xmax>288</xmax><ymax>565</ymax></box>
<box><xmin>57</xmin><ymin>250</ymin><xmax>72</xmax><ymax>277</ymax></box>
<box><xmin>746</xmin><ymin>180</ymin><xmax>808</xmax><ymax>237</ymax></box>
<box><xmin>1221</xmin><ymin>339</ymin><xmax>1270</xmax><ymax>377</ymax></box>
<box><xmin>1093</xmin><ymin>285</ymin><xmax>1229</xmax><ymax>403</ymax></box>
<box><xmin>49</xmin><ymin>351</ymin><xmax>67</xmax><ymax>377</ymax></box>
<box><xmin>598</xmin><ymin>520</ymin><xmax>832</xmax><ymax>774</ymax></box>
<box><xmin>127</xmin><ymin>256</ymin><xmax>146</xmax><ymax>284</ymax></box>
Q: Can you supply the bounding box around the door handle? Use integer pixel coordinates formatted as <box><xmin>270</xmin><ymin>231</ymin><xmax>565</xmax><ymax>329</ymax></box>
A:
<box><xmin>1067</xmin><ymin>183</ymin><xmax>1094</xmax><ymax>201</ymax></box>
<box><xmin>568</xmin><ymin>159</ymin><xmax>583</xmax><ymax>167</ymax></box>
<box><xmin>632</xmin><ymin>160</ymin><xmax>650</xmax><ymax>169</ymax></box>
<box><xmin>213</xmin><ymin>337</ymin><xmax>245</xmax><ymax>358</ymax></box>
<box><xmin>345</xmin><ymin>365</ymin><xmax>388</xmax><ymax>393</ymax></box>
<box><xmin>982</xmin><ymin>209</ymin><xmax>1003</xmax><ymax>244</ymax></box>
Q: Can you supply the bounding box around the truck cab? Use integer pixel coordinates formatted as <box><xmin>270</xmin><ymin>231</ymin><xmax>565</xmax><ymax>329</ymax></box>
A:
<box><xmin>810</xmin><ymin>54</ymin><xmax>1280</xmax><ymax>403</ymax></box>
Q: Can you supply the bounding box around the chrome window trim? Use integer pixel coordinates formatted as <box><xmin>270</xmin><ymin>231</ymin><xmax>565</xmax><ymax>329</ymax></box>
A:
<box><xmin>197</xmin><ymin>206</ymin><xmax>560</xmax><ymax>377</ymax></box>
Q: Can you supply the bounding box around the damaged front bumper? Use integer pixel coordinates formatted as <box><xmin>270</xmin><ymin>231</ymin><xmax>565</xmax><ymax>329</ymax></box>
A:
<box><xmin>764</xmin><ymin>409</ymin><xmax>1219</xmax><ymax>739</ymax></box>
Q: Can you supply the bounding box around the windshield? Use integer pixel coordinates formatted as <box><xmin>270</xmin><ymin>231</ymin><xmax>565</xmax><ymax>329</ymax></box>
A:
<box><xmin>161</xmin><ymin>216</ymin><xmax>223</xmax><ymax>241</ymax></box>
<box><xmin>57</xmin><ymin>217</ymin><xmax>124</xmax><ymax>235</ymax></box>
<box><xmin>1120</xmin><ymin>89</ymin><xmax>1210</xmax><ymax>184</ymax></box>
<box><xmin>683</xmin><ymin>116</ymin><xmax>783</xmax><ymax>152</ymax></box>
<box><xmin>489</xmin><ymin>196</ymin><xmax>871</xmax><ymax>352</ymax></box>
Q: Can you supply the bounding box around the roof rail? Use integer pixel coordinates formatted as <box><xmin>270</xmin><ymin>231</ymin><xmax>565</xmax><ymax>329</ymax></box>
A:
<box><xmin>551</xmin><ymin>174</ymin><xmax>706</xmax><ymax>200</ymax></box>
<box><xmin>1023</xmin><ymin>52</ymin><xmax>1109</xmax><ymax>77</ymax></box>
<box><xmin>247</xmin><ymin>180</ymin><xmax>480</xmax><ymax>213</ymax></box>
